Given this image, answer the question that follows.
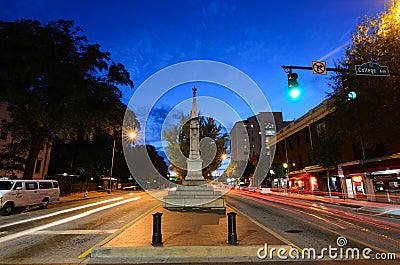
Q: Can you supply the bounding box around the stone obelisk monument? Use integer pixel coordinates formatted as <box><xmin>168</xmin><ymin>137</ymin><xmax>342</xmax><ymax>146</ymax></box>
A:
<box><xmin>163</xmin><ymin>87</ymin><xmax>226</xmax><ymax>210</ymax></box>
<box><xmin>183</xmin><ymin>87</ymin><xmax>206</xmax><ymax>186</ymax></box>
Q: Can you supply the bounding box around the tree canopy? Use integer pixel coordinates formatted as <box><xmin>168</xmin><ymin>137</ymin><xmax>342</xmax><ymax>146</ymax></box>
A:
<box><xmin>163</xmin><ymin>113</ymin><xmax>228</xmax><ymax>180</ymax></box>
<box><xmin>328</xmin><ymin>2</ymin><xmax>400</xmax><ymax>150</ymax></box>
<box><xmin>0</xmin><ymin>19</ymin><xmax>134</xmax><ymax>179</ymax></box>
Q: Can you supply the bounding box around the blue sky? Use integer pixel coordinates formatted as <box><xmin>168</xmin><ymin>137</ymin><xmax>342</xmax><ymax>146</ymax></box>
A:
<box><xmin>0</xmin><ymin>0</ymin><xmax>387</xmax><ymax>120</ymax></box>
<box><xmin>0</xmin><ymin>0</ymin><xmax>388</xmax><ymax>169</ymax></box>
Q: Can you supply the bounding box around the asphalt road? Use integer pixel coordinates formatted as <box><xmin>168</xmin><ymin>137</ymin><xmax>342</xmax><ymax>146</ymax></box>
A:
<box><xmin>0</xmin><ymin>190</ymin><xmax>160</xmax><ymax>264</ymax></box>
<box><xmin>1</xmin><ymin>189</ymin><xmax>399</xmax><ymax>264</ymax></box>
<box><xmin>226</xmin><ymin>190</ymin><xmax>400</xmax><ymax>262</ymax></box>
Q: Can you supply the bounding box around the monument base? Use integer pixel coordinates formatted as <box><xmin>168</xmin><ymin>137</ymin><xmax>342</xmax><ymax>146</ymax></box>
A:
<box><xmin>163</xmin><ymin>185</ymin><xmax>226</xmax><ymax>210</ymax></box>
<box><xmin>182</xmin><ymin>179</ymin><xmax>207</xmax><ymax>186</ymax></box>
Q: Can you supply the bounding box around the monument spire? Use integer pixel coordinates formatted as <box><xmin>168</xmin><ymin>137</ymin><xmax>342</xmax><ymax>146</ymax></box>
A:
<box><xmin>191</xmin><ymin>86</ymin><xmax>198</xmax><ymax>119</ymax></box>
<box><xmin>189</xmin><ymin>86</ymin><xmax>200</xmax><ymax>160</ymax></box>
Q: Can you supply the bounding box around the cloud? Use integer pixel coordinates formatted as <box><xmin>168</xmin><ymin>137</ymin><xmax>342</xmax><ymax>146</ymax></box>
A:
<box><xmin>318</xmin><ymin>41</ymin><xmax>351</xmax><ymax>61</ymax></box>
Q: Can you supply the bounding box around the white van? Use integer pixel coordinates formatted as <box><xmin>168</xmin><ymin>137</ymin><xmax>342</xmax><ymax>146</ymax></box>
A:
<box><xmin>0</xmin><ymin>179</ymin><xmax>60</xmax><ymax>215</ymax></box>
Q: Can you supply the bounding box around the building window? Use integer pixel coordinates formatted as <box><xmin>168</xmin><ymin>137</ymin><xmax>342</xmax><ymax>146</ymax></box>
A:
<box><xmin>316</xmin><ymin>122</ymin><xmax>326</xmax><ymax>138</ymax></box>
<box><xmin>307</xmin><ymin>153</ymin><xmax>312</xmax><ymax>166</ymax></box>
<box><xmin>297</xmin><ymin>135</ymin><xmax>301</xmax><ymax>147</ymax></box>
<box><xmin>265</xmin><ymin>123</ymin><xmax>275</xmax><ymax>136</ymax></box>
<box><xmin>35</xmin><ymin>160</ymin><xmax>42</xmax><ymax>174</ymax></box>
<box><xmin>288</xmin><ymin>139</ymin><xmax>293</xmax><ymax>150</ymax></box>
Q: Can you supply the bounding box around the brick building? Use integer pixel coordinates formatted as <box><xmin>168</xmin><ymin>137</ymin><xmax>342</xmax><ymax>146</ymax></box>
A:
<box><xmin>269</xmin><ymin>100</ymin><xmax>400</xmax><ymax>203</ymax></box>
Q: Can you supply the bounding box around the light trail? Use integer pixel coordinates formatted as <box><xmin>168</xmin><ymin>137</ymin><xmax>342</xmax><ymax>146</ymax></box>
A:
<box><xmin>243</xmin><ymin>191</ymin><xmax>400</xmax><ymax>233</ymax></box>
<box><xmin>0</xmin><ymin>197</ymin><xmax>141</xmax><ymax>244</ymax></box>
<box><xmin>231</xmin><ymin>191</ymin><xmax>400</xmax><ymax>251</ymax></box>
<box><xmin>0</xmin><ymin>197</ymin><xmax>125</xmax><ymax>229</ymax></box>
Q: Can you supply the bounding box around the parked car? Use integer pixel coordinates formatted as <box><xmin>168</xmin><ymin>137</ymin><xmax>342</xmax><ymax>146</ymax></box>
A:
<box><xmin>0</xmin><ymin>179</ymin><xmax>60</xmax><ymax>215</ymax></box>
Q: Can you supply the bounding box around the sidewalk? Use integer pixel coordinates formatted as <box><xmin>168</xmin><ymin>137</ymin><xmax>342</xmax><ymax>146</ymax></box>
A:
<box><xmin>51</xmin><ymin>190</ymin><xmax>128</xmax><ymax>205</ymax></box>
<box><xmin>88</xmin><ymin>205</ymin><xmax>294</xmax><ymax>264</ymax></box>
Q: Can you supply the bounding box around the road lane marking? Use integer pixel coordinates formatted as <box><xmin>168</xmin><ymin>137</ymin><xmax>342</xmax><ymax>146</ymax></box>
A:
<box><xmin>0</xmin><ymin>197</ymin><xmax>125</xmax><ymax>229</ymax></box>
<box><xmin>0</xmin><ymin>197</ymin><xmax>141</xmax><ymax>244</ymax></box>
<box><xmin>36</xmin><ymin>229</ymin><xmax>118</xmax><ymax>235</ymax></box>
<box><xmin>78</xmin><ymin>202</ymin><xmax>161</xmax><ymax>259</ymax></box>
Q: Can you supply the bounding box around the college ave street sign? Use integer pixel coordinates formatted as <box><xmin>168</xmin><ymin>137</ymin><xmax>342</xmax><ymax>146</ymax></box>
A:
<box><xmin>355</xmin><ymin>62</ymin><xmax>390</xmax><ymax>76</ymax></box>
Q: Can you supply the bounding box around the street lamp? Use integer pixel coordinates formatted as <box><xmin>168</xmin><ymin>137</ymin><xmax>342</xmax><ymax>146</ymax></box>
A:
<box><xmin>283</xmin><ymin>163</ymin><xmax>289</xmax><ymax>189</ymax></box>
<box><xmin>109</xmin><ymin>129</ymin><xmax>137</xmax><ymax>193</ymax></box>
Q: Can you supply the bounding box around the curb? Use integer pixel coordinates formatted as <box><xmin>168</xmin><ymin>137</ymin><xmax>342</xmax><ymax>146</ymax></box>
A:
<box><xmin>91</xmin><ymin>245</ymin><xmax>291</xmax><ymax>259</ymax></box>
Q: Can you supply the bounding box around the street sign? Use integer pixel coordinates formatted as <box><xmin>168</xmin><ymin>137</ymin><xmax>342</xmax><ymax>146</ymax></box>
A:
<box><xmin>355</xmin><ymin>62</ymin><xmax>390</xmax><ymax>76</ymax></box>
<box><xmin>312</xmin><ymin>61</ymin><xmax>327</xmax><ymax>75</ymax></box>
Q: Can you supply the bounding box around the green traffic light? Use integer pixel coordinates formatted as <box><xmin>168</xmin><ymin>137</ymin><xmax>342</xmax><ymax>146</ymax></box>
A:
<box><xmin>287</xmin><ymin>72</ymin><xmax>301</xmax><ymax>100</ymax></box>
<box><xmin>289</xmin><ymin>87</ymin><xmax>301</xmax><ymax>99</ymax></box>
<box><xmin>347</xmin><ymin>91</ymin><xmax>357</xmax><ymax>100</ymax></box>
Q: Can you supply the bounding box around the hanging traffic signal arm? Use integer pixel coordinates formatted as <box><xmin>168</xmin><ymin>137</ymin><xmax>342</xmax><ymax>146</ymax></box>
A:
<box><xmin>282</xmin><ymin>64</ymin><xmax>400</xmax><ymax>75</ymax></box>
<box><xmin>282</xmin><ymin>65</ymin><xmax>354</xmax><ymax>101</ymax></box>
<box><xmin>281</xmin><ymin>65</ymin><xmax>354</xmax><ymax>73</ymax></box>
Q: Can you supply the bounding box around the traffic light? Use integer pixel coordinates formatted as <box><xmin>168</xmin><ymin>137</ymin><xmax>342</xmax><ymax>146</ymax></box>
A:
<box><xmin>342</xmin><ymin>75</ymin><xmax>357</xmax><ymax>101</ymax></box>
<box><xmin>288</xmin><ymin>72</ymin><xmax>301</xmax><ymax>100</ymax></box>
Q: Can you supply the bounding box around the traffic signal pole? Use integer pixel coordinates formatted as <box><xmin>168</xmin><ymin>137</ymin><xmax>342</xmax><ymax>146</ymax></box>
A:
<box><xmin>281</xmin><ymin>65</ymin><xmax>353</xmax><ymax>73</ymax></box>
<box><xmin>282</xmin><ymin>65</ymin><xmax>399</xmax><ymax>75</ymax></box>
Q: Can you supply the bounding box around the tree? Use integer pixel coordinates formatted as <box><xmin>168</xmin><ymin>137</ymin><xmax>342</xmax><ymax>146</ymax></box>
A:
<box><xmin>163</xmin><ymin>113</ymin><xmax>228</xmax><ymax>180</ymax></box>
<box><xmin>328</xmin><ymin>2</ymin><xmax>400</xmax><ymax>151</ymax></box>
<box><xmin>124</xmin><ymin>144</ymin><xmax>169</xmax><ymax>186</ymax></box>
<box><xmin>311</xmin><ymin>132</ymin><xmax>342</xmax><ymax>171</ymax></box>
<box><xmin>0</xmin><ymin>19</ymin><xmax>134</xmax><ymax>179</ymax></box>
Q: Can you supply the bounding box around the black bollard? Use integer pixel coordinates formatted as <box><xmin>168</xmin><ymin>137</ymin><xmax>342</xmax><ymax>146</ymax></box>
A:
<box><xmin>152</xmin><ymin>212</ymin><xmax>163</xmax><ymax>246</ymax></box>
<box><xmin>227</xmin><ymin>212</ymin><xmax>238</xmax><ymax>245</ymax></box>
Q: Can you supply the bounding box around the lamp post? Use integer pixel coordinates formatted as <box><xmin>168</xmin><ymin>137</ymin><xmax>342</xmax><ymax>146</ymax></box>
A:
<box><xmin>283</xmin><ymin>163</ymin><xmax>288</xmax><ymax>190</ymax></box>
<box><xmin>109</xmin><ymin>129</ymin><xmax>137</xmax><ymax>194</ymax></box>
<box><xmin>108</xmin><ymin>138</ymin><xmax>116</xmax><ymax>194</ymax></box>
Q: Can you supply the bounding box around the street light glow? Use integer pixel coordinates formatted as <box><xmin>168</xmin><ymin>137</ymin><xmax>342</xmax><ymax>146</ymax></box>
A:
<box><xmin>128</xmin><ymin>131</ymin><xmax>137</xmax><ymax>140</ymax></box>
<box><xmin>123</xmin><ymin>128</ymin><xmax>138</xmax><ymax>144</ymax></box>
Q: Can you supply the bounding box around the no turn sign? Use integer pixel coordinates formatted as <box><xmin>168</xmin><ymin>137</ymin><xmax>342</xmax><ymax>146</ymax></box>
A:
<box><xmin>312</xmin><ymin>61</ymin><xmax>327</xmax><ymax>75</ymax></box>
